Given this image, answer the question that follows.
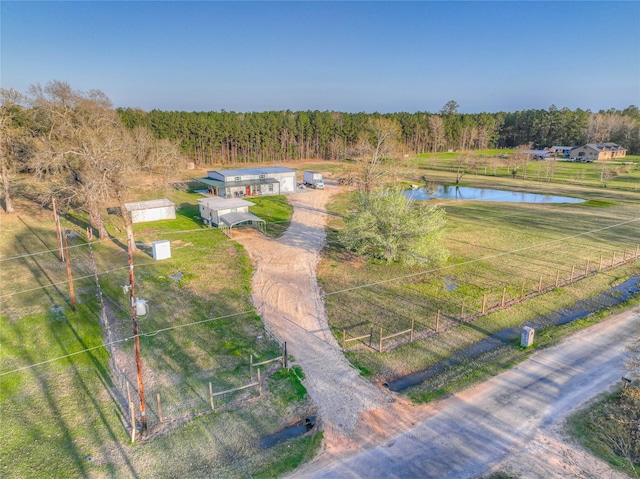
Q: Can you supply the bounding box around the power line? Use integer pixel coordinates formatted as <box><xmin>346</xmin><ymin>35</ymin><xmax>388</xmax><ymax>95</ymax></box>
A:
<box><xmin>2</xmin><ymin>214</ymin><xmax>638</xmax><ymax>377</ymax></box>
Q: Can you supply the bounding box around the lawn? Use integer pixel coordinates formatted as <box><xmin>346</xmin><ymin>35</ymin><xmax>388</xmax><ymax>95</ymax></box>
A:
<box><xmin>0</xmin><ymin>185</ymin><xmax>317</xmax><ymax>478</ymax></box>
<box><xmin>319</xmin><ymin>159</ymin><xmax>640</xmax><ymax>400</ymax></box>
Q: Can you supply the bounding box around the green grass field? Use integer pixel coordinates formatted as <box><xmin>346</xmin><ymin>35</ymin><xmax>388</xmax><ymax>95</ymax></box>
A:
<box><xmin>320</xmin><ymin>156</ymin><xmax>640</xmax><ymax>400</ymax></box>
<box><xmin>0</xmin><ymin>187</ymin><xmax>316</xmax><ymax>478</ymax></box>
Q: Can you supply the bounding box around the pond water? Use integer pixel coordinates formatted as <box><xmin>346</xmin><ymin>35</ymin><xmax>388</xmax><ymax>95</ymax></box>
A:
<box><xmin>404</xmin><ymin>186</ymin><xmax>585</xmax><ymax>203</ymax></box>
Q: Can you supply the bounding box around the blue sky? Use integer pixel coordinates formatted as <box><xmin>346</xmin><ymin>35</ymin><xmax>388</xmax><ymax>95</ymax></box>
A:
<box><xmin>2</xmin><ymin>1</ymin><xmax>638</xmax><ymax>113</ymax></box>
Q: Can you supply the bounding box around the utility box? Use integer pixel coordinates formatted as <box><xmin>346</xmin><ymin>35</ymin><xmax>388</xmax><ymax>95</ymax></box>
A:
<box><xmin>152</xmin><ymin>240</ymin><xmax>171</xmax><ymax>260</ymax></box>
<box><xmin>136</xmin><ymin>299</ymin><xmax>148</xmax><ymax>317</ymax></box>
<box><xmin>521</xmin><ymin>326</ymin><xmax>535</xmax><ymax>347</ymax></box>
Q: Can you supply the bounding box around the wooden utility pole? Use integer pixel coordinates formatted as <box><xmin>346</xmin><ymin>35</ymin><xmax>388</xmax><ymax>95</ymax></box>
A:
<box><xmin>52</xmin><ymin>198</ymin><xmax>64</xmax><ymax>262</ymax></box>
<box><xmin>128</xmin><ymin>238</ymin><xmax>147</xmax><ymax>433</ymax></box>
<box><xmin>62</xmin><ymin>229</ymin><xmax>76</xmax><ymax>311</ymax></box>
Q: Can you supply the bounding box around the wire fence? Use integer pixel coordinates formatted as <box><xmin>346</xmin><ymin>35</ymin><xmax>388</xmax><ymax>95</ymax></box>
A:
<box><xmin>109</xmin><ymin>346</ymin><xmax>287</xmax><ymax>442</ymax></box>
<box><xmin>341</xmin><ymin>244</ymin><xmax>640</xmax><ymax>352</ymax></box>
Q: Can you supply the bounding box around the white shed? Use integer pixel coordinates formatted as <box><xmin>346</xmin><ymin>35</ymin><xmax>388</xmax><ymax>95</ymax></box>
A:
<box><xmin>124</xmin><ymin>199</ymin><xmax>176</xmax><ymax>224</ymax></box>
<box><xmin>198</xmin><ymin>197</ymin><xmax>265</xmax><ymax>233</ymax></box>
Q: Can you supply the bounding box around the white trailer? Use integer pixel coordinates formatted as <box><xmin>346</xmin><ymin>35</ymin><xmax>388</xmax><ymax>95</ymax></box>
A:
<box><xmin>303</xmin><ymin>171</ymin><xmax>324</xmax><ymax>189</ymax></box>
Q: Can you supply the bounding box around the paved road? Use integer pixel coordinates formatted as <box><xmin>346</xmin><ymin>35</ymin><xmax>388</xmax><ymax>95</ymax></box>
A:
<box><xmin>295</xmin><ymin>306</ymin><xmax>639</xmax><ymax>479</ymax></box>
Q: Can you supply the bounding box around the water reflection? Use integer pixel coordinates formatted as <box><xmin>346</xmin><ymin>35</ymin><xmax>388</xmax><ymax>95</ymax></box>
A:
<box><xmin>405</xmin><ymin>186</ymin><xmax>584</xmax><ymax>204</ymax></box>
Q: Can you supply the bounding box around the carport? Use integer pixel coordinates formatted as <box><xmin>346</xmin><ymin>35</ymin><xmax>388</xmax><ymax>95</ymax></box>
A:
<box><xmin>219</xmin><ymin>211</ymin><xmax>266</xmax><ymax>235</ymax></box>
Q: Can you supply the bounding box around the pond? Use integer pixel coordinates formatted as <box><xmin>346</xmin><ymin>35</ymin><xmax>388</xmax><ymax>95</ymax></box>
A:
<box><xmin>404</xmin><ymin>185</ymin><xmax>585</xmax><ymax>204</ymax></box>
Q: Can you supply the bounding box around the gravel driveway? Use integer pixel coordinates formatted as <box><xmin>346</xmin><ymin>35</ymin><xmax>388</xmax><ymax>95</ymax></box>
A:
<box><xmin>233</xmin><ymin>184</ymin><xmax>393</xmax><ymax>445</ymax></box>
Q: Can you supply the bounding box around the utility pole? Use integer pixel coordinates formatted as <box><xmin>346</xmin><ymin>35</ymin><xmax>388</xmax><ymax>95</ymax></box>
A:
<box><xmin>128</xmin><ymin>237</ymin><xmax>147</xmax><ymax>433</ymax></box>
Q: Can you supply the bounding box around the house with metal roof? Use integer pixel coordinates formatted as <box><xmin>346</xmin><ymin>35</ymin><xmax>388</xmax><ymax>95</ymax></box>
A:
<box><xmin>196</xmin><ymin>167</ymin><xmax>297</xmax><ymax>198</ymax></box>
<box><xmin>569</xmin><ymin>143</ymin><xmax>627</xmax><ymax>161</ymax></box>
<box><xmin>124</xmin><ymin>199</ymin><xmax>176</xmax><ymax>224</ymax></box>
<box><xmin>198</xmin><ymin>197</ymin><xmax>265</xmax><ymax>234</ymax></box>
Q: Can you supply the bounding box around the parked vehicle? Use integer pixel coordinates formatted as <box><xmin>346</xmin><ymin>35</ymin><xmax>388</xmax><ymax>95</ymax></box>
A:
<box><xmin>303</xmin><ymin>171</ymin><xmax>324</xmax><ymax>189</ymax></box>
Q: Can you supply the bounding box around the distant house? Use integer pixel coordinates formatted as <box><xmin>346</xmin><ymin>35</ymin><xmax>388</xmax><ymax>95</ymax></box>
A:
<box><xmin>570</xmin><ymin>143</ymin><xmax>627</xmax><ymax>161</ymax></box>
<box><xmin>521</xmin><ymin>149</ymin><xmax>550</xmax><ymax>160</ymax></box>
<box><xmin>124</xmin><ymin>199</ymin><xmax>176</xmax><ymax>224</ymax></box>
<box><xmin>195</xmin><ymin>167</ymin><xmax>297</xmax><ymax>198</ymax></box>
<box><xmin>198</xmin><ymin>197</ymin><xmax>265</xmax><ymax>234</ymax></box>
<box><xmin>550</xmin><ymin>146</ymin><xmax>574</xmax><ymax>157</ymax></box>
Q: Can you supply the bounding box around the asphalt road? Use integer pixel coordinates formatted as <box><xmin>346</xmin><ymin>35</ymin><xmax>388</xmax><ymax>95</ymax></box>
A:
<box><xmin>296</xmin><ymin>306</ymin><xmax>640</xmax><ymax>479</ymax></box>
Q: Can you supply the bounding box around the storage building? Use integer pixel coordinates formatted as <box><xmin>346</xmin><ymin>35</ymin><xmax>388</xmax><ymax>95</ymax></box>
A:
<box><xmin>124</xmin><ymin>199</ymin><xmax>176</xmax><ymax>224</ymax></box>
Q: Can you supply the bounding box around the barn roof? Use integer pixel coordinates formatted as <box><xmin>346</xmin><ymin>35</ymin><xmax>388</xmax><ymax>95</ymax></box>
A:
<box><xmin>209</xmin><ymin>167</ymin><xmax>294</xmax><ymax>177</ymax></box>
<box><xmin>198</xmin><ymin>197</ymin><xmax>255</xmax><ymax>210</ymax></box>
<box><xmin>124</xmin><ymin>199</ymin><xmax>175</xmax><ymax>212</ymax></box>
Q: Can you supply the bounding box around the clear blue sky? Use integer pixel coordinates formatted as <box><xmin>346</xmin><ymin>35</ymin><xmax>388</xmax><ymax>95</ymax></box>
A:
<box><xmin>2</xmin><ymin>1</ymin><xmax>638</xmax><ymax>114</ymax></box>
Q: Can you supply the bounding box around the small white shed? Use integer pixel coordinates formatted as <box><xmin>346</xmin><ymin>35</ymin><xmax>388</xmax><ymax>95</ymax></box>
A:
<box><xmin>124</xmin><ymin>199</ymin><xmax>176</xmax><ymax>224</ymax></box>
<box><xmin>198</xmin><ymin>197</ymin><xmax>265</xmax><ymax>233</ymax></box>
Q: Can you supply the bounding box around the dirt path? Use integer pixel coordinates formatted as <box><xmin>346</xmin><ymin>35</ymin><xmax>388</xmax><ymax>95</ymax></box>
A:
<box><xmin>233</xmin><ymin>184</ymin><xmax>395</xmax><ymax>446</ymax></box>
<box><xmin>234</xmin><ymin>184</ymin><xmax>637</xmax><ymax>478</ymax></box>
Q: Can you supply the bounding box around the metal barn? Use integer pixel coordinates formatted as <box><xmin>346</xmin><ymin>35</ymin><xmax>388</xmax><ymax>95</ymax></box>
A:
<box><xmin>196</xmin><ymin>167</ymin><xmax>296</xmax><ymax>198</ymax></box>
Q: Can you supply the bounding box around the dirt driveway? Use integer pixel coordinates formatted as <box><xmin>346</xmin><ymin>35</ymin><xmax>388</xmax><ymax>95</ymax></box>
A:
<box><xmin>233</xmin><ymin>183</ymin><xmax>636</xmax><ymax>478</ymax></box>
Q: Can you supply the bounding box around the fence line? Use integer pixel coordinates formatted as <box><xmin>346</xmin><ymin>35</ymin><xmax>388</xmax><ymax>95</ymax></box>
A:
<box><xmin>342</xmin><ymin>245</ymin><xmax>639</xmax><ymax>352</ymax></box>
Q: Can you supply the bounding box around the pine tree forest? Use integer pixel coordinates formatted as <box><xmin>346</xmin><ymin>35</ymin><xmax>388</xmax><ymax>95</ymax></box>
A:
<box><xmin>116</xmin><ymin>105</ymin><xmax>640</xmax><ymax>165</ymax></box>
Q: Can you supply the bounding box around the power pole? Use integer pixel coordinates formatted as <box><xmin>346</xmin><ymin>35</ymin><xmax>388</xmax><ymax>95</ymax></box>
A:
<box><xmin>62</xmin><ymin>228</ymin><xmax>76</xmax><ymax>311</ymax></box>
<box><xmin>128</xmin><ymin>237</ymin><xmax>147</xmax><ymax>433</ymax></box>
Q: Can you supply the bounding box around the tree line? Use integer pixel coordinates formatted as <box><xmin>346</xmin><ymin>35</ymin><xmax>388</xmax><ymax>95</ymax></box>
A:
<box><xmin>116</xmin><ymin>101</ymin><xmax>640</xmax><ymax>165</ymax></box>
<box><xmin>1</xmin><ymin>82</ymin><xmax>181</xmax><ymax>250</ymax></box>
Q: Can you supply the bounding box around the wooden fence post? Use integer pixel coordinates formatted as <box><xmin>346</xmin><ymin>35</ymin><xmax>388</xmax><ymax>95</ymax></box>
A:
<box><xmin>379</xmin><ymin>328</ymin><xmax>383</xmax><ymax>353</ymax></box>
<box><xmin>126</xmin><ymin>381</ymin><xmax>131</xmax><ymax>406</ymax></box>
<box><xmin>283</xmin><ymin>342</ymin><xmax>288</xmax><ymax>370</ymax></box>
<box><xmin>482</xmin><ymin>295</ymin><xmax>487</xmax><ymax>315</ymax></box>
<box><xmin>460</xmin><ymin>300</ymin><xmax>465</xmax><ymax>320</ymax></box>
<box><xmin>410</xmin><ymin>319</ymin><xmax>415</xmax><ymax>342</ymax></box>
<box><xmin>130</xmin><ymin>401</ymin><xmax>136</xmax><ymax>443</ymax></box>
<box><xmin>436</xmin><ymin>310</ymin><xmax>440</xmax><ymax>332</ymax></box>
<box><xmin>538</xmin><ymin>276</ymin><xmax>543</xmax><ymax>293</ymax></box>
<box><xmin>501</xmin><ymin>287</ymin><xmax>506</xmax><ymax>307</ymax></box>
<box><xmin>157</xmin><ymin>393</ymin><xmax>163</xmax><ymax>423</ymax></box>
<box><xmin>555</xmin><ymin>270</ymin><xmax>560</xmax><ymax>288</ymax></box>
<box><xmin>342</xmin><ymin>330</ymin><xmax>346</xmax><ymax>350</ymax></box>
<box><xmin>249</xmin><ymin>354</ymin><xmax>253</xmax><ymax>380</ymax></box>
<box><xmin>585</xmin><ymin>260</ymin><xmax>590</xmax><ymax>277</ymax></box>
<box><xmin>570</xmin><ymin>265</ymin><xmax>575</xmax><ymax>282</ymax></box>
<box><xmin>257</xmin><ymin>369</ymin><xmax>262</xmax><ymax>396</ymax></box>
<box><xmin>369</xmin><ymin>327</ymin><xmax>373</xmax><ymax>348</ymax></box>
<box><xmin>209</xmin><ymin>382</ymin><xmax>214</xmax><ymax>411</ymax></box>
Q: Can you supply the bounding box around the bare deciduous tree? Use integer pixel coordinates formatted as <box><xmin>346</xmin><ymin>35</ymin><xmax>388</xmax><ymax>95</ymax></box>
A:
<box><xmin>0</xmin><ymin>89</ymin><xmax>32</xmax><ymax>213</ymax></box>
<box><xmin>349</xmin><ymin>117</ymin><xmax>401</xmax><ymax>194</ymax></box>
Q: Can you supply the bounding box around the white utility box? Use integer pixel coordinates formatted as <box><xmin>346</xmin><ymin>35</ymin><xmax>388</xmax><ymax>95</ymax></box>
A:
<box><xmin>136</xmin><ymin>299</ymin><xmax>148</xmax><ymax>317</ymax></box>
<box><xmin>521</xmin><ymin>326</ymin><xmax>535</xmax><ymax>347</ymax></box>
<box><xmin>152</xmin><ymin>240</ymin><xmax>171</xmax><ymax>260</ymax></box>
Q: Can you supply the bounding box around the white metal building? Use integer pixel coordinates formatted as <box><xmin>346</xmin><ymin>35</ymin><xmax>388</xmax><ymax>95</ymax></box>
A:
<box><xmin>124</xmin><ymin>199</ymin><xmax>176</xmax><ymax>224</ymax></box>
<box><xmin>198</xmin><ymin>197</ymin><xmax>265</xmax><ymax>234</ymax></box>
<box><xmin>196</xmin><ymin>167</ymin><xmax>297</xmax><ymax>198</ymax></box>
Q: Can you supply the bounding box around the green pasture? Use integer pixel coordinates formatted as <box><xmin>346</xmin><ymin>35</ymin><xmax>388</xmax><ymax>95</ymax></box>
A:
<box><xmin>0</xmin><ymin>189</ymin><xmax>313</xmax><ymax>479</ymax></box>
<box><xmin>414</xmin><ymin>150</ymin><xmax>640</xmax><ymax>191</ymax></box>
<box><xmin>320</xmin><ymin>166</ymin><xmax>640</xmax><ymax>400</ymax></box>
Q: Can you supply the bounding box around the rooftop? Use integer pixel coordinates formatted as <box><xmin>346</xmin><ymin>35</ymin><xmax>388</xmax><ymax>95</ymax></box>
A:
<box><xmin>124</xmin><ymin>199</ymin><xmax>175</xmax><ymax>211</ymax></box>
<box><xmin>209</xmin><ymin>167</ymin><xmax>294</xmax><ymax>177</ymax></box>
<box><xmin>198</xmin><ymin>197</ymin><xmax>255</xmax><ymax>209</ymax></box>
